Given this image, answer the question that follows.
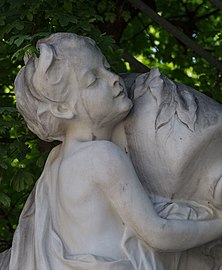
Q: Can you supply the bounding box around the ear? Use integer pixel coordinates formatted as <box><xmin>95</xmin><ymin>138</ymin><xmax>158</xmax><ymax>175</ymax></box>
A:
<box><xmin>50</xmin><ymin>103</ymin><xmax>74</xmax><ymax>119</ymax></box>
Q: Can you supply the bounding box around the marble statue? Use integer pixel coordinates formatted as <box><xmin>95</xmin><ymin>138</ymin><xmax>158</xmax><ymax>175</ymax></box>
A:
<box><xmin>1</xmin><ymin>32</ymin><xmax>222</xmax><ymax>270</ymax></box>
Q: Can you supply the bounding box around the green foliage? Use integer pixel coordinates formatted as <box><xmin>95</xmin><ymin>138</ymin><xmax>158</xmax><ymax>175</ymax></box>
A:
<box><xmin>0</xmin><ymin>0</ymin><xmax>222</xmax><ymax>251</ymax></box>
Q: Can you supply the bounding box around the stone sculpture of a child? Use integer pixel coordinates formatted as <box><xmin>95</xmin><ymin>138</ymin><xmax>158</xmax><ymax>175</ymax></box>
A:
<box><xmin>3</xmin><ymin>33</ymin><xmax>222</xmax><ymax>270</ymax></box>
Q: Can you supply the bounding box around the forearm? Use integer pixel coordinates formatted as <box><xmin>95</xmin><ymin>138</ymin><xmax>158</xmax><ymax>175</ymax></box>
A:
<box><xmin>146</xmin><ymin>217</ymin><xmax>222</xmax><ymax>252</ymax></box>
<box><xmin>97</xmin><ymin>143</ymin><xmax>222</xmax><ymax>252</ymax></box>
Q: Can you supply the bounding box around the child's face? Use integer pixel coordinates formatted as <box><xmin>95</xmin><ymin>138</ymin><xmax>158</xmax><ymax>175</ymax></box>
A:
<box><xmin>70</xmin><ymin>43</ymin><xmax>133</xmax><ymax>127</ymax></box>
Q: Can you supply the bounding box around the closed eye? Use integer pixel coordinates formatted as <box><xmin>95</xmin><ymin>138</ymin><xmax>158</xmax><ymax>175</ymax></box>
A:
<box><xmin>87</xmin><ymin>76</ymin><xmax>97</xmax><ymax>88</ymax></box>
<box><xmin>87</xmin><ymin>78</ymin><xmax>97</xmax><ymax>87</ymax></box>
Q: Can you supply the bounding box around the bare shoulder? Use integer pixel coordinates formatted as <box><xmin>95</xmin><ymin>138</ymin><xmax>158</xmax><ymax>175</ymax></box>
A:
<box><xmin>60</xmin><ymin>140</ymin><xmax>127</xmax><ymax>170</ymax></box>
<box><xmin>60</xmin><ymin>140</ymin><xmax>138</xmax><ymax>192</ymax></box>
<box><xmin>89</xmin><ymin>141</ymin><xmax>136</xmax><ymax>186</ymax></box>
<box><xmin>89</xmin><ymin>140</ymin><xmax>128</xmax><ymax>164</ymax></box>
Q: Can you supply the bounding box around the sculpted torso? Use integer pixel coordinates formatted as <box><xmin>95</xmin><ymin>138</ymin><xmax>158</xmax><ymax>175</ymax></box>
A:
<box><xmin>54</xmin><ymin>141</ymin><xmax>125</xmax><ymax>259</ymax></box>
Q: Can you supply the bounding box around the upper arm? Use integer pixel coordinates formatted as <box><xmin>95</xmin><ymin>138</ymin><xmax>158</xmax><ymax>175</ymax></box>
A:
<box><xmin>59</xmin><ymin>142</ymin><xmax>222</xmax><ymax>252</ymax></box>
<box><xmin>91</xmin><ymin>141</ymin><xmax>163</xmax><ymax>242</ymax></box>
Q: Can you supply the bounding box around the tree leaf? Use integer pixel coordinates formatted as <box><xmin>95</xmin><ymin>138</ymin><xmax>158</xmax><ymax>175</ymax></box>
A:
<box><xmin>0</xmin><ymin>193</ymin><xmax>11</xmax><ymax>208</ymax></box>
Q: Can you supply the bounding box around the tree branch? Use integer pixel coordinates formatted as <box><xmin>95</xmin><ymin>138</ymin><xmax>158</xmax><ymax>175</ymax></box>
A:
<box><xmin>127</xmin><ymin>0</ymin><xmax>222</xmax><ymax>72</ymax></box>
<box><xmin>209</xmin><ymin>0</ymin><xmax>222</xmax><ymax>11</ymax></box>
<box><xmin>114</xmin><ymin>45</ymin><xmax>150</xmax><ymax>73</ymax></box>
<box><xmin>0</xmin><ymin>138</ymin><xmax>16</xmax><ymax>143</ymax></box>
<box><xmin>0</xmin><ymin>136</ymin><xmax>36</xmax><ymax>143</ymax></box>
<box><xmin>122</xmin><ymin>50</ymin><xmax>150</xmax><ymax>72</ymax></box>
<box><xmin>0</xmin><ymin>93</ymin><xmax>15</xmax><ymax>97</ymax></box>
<box><xmin>197</xmin><ymin>9</ymin><xmax>220</xmax><ymax>20</ymax></box>
<box><xmin>194</xmin><ymin>1</ymin><xmax>204</xmax><ymax>13</ymax></box>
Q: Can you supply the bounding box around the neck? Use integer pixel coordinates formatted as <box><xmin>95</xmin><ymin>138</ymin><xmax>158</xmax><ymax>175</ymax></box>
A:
<box><xmin>64</xmin><ymin>119</ymin><xmax>113</xmax><ymax>144</ymax></box>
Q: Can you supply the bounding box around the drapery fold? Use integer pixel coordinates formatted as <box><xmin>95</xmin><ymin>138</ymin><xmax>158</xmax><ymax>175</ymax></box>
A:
<box><xmin>2</xmin><ymin>146</ymin><xmax>161</xmax><ymax>270</ymax></box>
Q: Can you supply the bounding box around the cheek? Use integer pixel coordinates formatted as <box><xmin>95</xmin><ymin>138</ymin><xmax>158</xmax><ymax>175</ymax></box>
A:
<box><xmin>81</xmin><ymin>88</ymin><xmax>113</xmax><ymax>121</ymax></box>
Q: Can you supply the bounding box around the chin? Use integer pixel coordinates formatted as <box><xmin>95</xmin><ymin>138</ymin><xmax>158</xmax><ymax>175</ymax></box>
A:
<box><xmin>121</xmin><ymin>98</ymin><xmax>133</xmax><ymax>113</ymax></box>
<box><xmin>116</xmin><ymin>99</ymin><xmax>133</xmax><ymax>122</ymax></box>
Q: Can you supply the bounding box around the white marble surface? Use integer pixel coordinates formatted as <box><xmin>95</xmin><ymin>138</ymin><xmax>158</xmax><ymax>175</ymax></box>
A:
<box><xmin>1</xmin><ymin>33</ymin><xmax>222</xmax><ymax>269</ymax></box>
<box><xmin>113</xmin><ymin>68</ymin><xmax>222</xmax><ymax>269</ymax></box>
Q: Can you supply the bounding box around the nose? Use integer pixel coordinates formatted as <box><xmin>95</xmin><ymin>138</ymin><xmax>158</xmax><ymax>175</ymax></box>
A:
<box><xmin>109</xmin><ymin>71</ymin><xmax>120</xmax><ymax>87</ymax></box>
<box><xmin>109</xmin><ymin>72</ymin><xmax>127</xmax><ymax>98</ymax></box>
<box><xmin>113</xmin><ymin>80</ymin><xmax>120</xmax><ymax>87</ymax></box>
<box><xmin>103</xmin><ymin>69</ymin><xmax>124</xmax><ymax>94</ymax></box>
